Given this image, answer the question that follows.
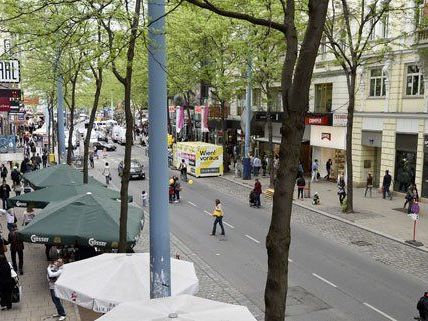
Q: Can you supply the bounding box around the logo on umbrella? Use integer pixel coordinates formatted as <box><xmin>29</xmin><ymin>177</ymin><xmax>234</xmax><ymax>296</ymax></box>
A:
<box><xmin>88</xmin><ymin>238</ymin><xmax>107</xmax><ymax>247</ymax></box>
<box><xmin>30</xmin><ymin>234</ymin><xmax>49</xmax><ymax>243</ymax></box>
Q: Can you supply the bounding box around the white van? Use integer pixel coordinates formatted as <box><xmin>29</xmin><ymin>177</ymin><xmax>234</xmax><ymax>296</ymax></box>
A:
<box><xmin>112</xmin><ymin>125</ymin><xmax>125</xmax><ymax>143</ymax></box>
<box><xmin>117</xmin><ymin>127</ymin><xmax>127</xmax><ymax>145</ymax></box>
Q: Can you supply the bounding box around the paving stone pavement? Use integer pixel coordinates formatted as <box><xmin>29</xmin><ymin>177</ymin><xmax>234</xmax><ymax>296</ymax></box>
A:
<box><xmin>199</xmin><ymin>174</ymin><xmax>428</xmax><ymax>283</ymax></box>
<box><xmin>0</xmin><ymin>206</ymin><xmax>80</xmax><ymax>321</ymax></box>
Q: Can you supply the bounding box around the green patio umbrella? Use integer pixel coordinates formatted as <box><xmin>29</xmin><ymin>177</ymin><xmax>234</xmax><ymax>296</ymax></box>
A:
<box><xmin>7</xmin><ymin>184</ymin><xmax>132</xmax><ymax>209</ymax></box>
<box><xmin>18</xmin><ymin>193</ymin><xmax>144</xmax><ymax>249</ymax></box>
<box><xmin>23</xmin><ymin>164</ymin><xmax>104</xmax><ymax>189</ymax></box>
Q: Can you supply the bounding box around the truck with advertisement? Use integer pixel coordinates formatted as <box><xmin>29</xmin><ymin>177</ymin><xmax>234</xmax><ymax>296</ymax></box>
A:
<box><xmin>173</xmin><ymin>142</ymin><xmax>223</xmax><ymax>177</ymax></box>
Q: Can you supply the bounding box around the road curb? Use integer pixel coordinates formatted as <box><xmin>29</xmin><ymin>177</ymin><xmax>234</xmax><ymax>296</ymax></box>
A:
<box><xmin>220</xmin><ymin>175</ymin><xmax>428</xmax><ymax>254</ymax></box>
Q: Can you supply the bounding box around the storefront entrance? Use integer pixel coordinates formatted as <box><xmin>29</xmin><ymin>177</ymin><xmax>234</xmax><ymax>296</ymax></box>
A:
<box><xmin>394</xmin><ymin>134</ymin><xmax>417</xmax><ymax>193</ymax></box>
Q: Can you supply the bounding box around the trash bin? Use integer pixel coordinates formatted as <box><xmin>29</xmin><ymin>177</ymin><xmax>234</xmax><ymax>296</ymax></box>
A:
<box><xmin>48</xmin><ymin>153</ymin><xmax>55</xmax><ymax>163</ymax></box>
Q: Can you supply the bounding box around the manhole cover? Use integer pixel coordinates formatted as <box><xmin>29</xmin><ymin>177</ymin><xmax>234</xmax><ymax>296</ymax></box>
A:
<box><xmin>351</xmin><ymin>240</ymin><xmax>372</xmax><ymax>246</ymax></box>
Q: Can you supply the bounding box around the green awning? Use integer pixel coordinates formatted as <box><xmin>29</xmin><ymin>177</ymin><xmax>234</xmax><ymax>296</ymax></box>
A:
<box><xmin>8</xmin><ymin>184</ymin><xmax>132</xmax><ymax>209</ymax></box>
<box><xmin>18</xmin><ymin>193</ymin><xmax>144</xmax><ymax>248</ymax></box>
<box><xmin>23</xmin><ymin>164</ymin><xmax>104</xmax><ymax>190</ymax></box>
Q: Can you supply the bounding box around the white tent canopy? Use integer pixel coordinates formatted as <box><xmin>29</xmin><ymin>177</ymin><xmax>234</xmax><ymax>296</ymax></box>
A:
<box><xmin>96</xmin><ymin>294</ymin><xmax>257</xmax><ymax>321</ymax></box>
<box><xmin>54</xmin><ymin>253</ymin><xmax>199</xmax><ymax>313</ymax></box>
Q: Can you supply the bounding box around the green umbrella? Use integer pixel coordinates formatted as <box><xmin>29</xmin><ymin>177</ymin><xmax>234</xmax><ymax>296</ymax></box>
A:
<box><xmin>8</xmin><ymin>184</ymin><xmax>132</xmax><ymax>209</ymax></box>
<box><xmin>18</xmin><ymin>193</ymin><xmax>144</xmax><ymax>248</ymax></box>
<box><xmin>23</xmin><ymin>164</ymin><xmax>103</xmax><ymax>189</ymax></box>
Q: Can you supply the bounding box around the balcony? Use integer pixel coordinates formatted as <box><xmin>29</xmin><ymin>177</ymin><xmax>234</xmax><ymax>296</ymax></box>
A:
<box><xmin>416</xmin><ymin>28</ymin><xmax>428</xmax><ymax>48</ymax></box>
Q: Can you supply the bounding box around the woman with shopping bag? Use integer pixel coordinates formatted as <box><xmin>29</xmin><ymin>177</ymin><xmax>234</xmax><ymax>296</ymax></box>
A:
<box><xmin>210</xmin><ymin>199</ymin><xmax>225</xmax><ymax>236</ymax></box>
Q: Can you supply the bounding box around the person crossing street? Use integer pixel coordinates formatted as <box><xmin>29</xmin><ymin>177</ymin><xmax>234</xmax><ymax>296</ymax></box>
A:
<box><xmin>210</xmin><ymin>199</ymin><xmax>225</xmax><ymax>236</ymax></box>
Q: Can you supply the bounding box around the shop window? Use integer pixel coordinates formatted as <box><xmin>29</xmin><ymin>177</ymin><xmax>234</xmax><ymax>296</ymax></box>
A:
<box><xmin>394</xmin><ymin>151</ymin><xmax>416</xmax><ymax>193</ymax></box>
<box><xmin>369</xmin><ymin>68</ymin><xmax>386</xmax><ymax>97</ymax></box>
<box><xmin>314</xmin><ymin>83</ymin><xmax>332</xmax><ymax>113</ymax></box>
<box><xmin>406</xmin><ymin>65</ymin><xmax>424</xmax><ymax>96</ymax></box>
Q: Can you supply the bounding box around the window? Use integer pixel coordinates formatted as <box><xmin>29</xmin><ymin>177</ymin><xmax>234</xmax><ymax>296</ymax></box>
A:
<box><xmin>314</xmin><ymin>83</ymin><xmax>333</xmax><ymax>113</ymax></box>
<box><xmin>406</xmin><ymin>65</ymin><xmax>424</xmax><ymax>96</ymax></box>
<box><xmin>369</xmin><ymin>68</ymin><xmax>386</xmax><ymax>97</ymax></box>
<box><xmin>381</xmin><ymin>14</ymin><xmax>389</xmax><ymax>38</ymax></box>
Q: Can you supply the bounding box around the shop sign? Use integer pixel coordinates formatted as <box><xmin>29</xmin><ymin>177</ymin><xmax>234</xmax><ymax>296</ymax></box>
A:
<box><xmin>304</xmin><ymin>113</ymin><xmax>332</xmax><ymax>126</ymax></box>
<box><xmin>333</xmin><ymin>114</ymin><xmax>347</xmax><ymax>127</ymax></box>
<box><xmin>0</xmin><ymin>60</ymin><xmax>20</xmax><ymax>83</ymax></box>
<box><xmin>321</xmin><ymin>132</ymin><xmax>331</xmax><ymax>141</ymax></box>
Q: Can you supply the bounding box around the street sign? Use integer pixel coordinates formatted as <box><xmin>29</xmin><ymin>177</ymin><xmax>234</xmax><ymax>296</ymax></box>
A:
<box><xmin>0</xmin><ymin>60</ymin><xmax>20</xmax><ymax>83</ymax></box>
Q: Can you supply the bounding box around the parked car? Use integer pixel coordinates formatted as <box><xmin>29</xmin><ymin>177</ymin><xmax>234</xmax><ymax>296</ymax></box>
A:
<box><xmin>118</xmin><ymin>159</ymin><xmax>145</xmax><ymax>179</ymax></box>
<box><xmin>92</xmin><ymin>141</ymin><xmax>117</xmax><ymax>151</ymax></box>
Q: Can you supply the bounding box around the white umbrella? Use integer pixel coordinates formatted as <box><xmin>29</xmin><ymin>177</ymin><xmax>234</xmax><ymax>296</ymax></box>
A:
<box><xmin>96</xmin><ymin>294</ymin><xmax>257</xmax><ymax>321</ymax></box>
<box><xmin>54</xmin><ymin>253</ymin><xmax>199</xmax><ymax>313</ymax></box>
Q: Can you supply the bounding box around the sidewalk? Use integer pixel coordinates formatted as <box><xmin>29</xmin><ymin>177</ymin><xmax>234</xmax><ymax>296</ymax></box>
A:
<box><xmin>223</xmin><ymin>172</ymin><xmax>428</xmax><ymax>252</ymax></box>
<box><xmin>0</xmin><ymin>202</ymin><xmax>80</xmax><ymax>321</ymax></box>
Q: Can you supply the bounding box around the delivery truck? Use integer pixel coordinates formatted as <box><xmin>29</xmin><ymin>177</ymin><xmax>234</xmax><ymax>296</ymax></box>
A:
<box><xmin>173</xmin><ymin>142</ymin><xmax>223</xmax><ymax>177</ymax></box>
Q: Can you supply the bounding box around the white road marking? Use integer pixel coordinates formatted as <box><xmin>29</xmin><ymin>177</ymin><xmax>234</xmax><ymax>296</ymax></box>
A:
<box><xmin>223</xmin><ymin>221</ymin><xmax>234</xmax><ymax>229</ymax></box>
<box><xmin>312</xmin><ymin>273</ymin><xmax>338</xmax><ymax>288</ymax></box>
<box><xmin>204</xmin><ymin>210</ymin><xmax>212</xmax><ymax>216</ymax></box>
<box><xmin>188</xmin><ymin>201</ymin><xmax>197</xmax><ymax>207</ymax></box>
<box><xmin>245</xmin><ymin>235</ymin><xmax>260</xmax><ymax>244</ymax></box>
<box><xmin>288</xmin><ymin>258</ymin><xmax>293</xmax><ymax>263</ymax></box>
<box><xmin>363</xmin><ymin>303</ymin><xmax>398</xmax><ymax>321</ymax></box>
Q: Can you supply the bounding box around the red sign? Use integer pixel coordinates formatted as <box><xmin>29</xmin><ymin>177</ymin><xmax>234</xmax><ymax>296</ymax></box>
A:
<box><xmin>195</xmin><ymin>105</ymin><xmax>202</xmax><ymax>114</ymax></box>
<box><xmin>304</xmin><ymin>114</ymin><xmax>331</xmax><ymax>126</ymax></box>
<box><xmin>0</xmin><ymin>97</ymin><xmax>10</xmax><ymax>111</ymax></box>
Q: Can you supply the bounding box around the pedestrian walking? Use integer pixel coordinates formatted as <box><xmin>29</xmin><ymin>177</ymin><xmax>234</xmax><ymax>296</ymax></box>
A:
<box><xmin>364</xmin><ymin>173</ymin><xmax>373</xmax><ymax>197</ymax></box>
<box><xmin>311</xmin><ymin>159</ymin><xmax>319</xmax><ymax>182</ymax></box>
<box><xmin>296</xmin><ymin>175</ymin><xmax>305</xmax><ymax>200</ymax></box>
<box><xmin>253</xmin><ymin>179</ymin><xmax>262</xmax><ymax>208</ymax></box>
<box><xmin>210</xmin><ymin>199</ymin><xmax>225</xmax><ymax>236</ymax></box>
<box><xmin>22</xmin><ymin>206</ymin><xmax>35</xmax><ymax>226</ymax></box>
<box><xmin>42</xmin><ymin>152</ymin><xmax>48</xmax><ymax>168</ymax></box>
<box><xmin>2</xmin><ymin>209</ymin><xmax>16</xmax><ymax>232</ymax></box>
<box><xmin>13</xmin><ymin>182</ymin><xmax>22</xmax><ymax>197</ymax></box>
<box><xmin>10</xmin><ymin>167</ymin><xmax>20</xmax><ymax>187</ymax></box>
<box><xmin>337</xmin><ymin>176</ymin><xmax>346</xmax><ymax>205</ymax></box>
<box><xmin>417</xmin><ymin>292</ymin><xmax>428</xmax><ymax>321</ymax></box>
<box><xmin>0</xmin><ymin>181</ymin><xmax>11</xmax><ymax>210</ymax></box>
<box><xmin>179</xmin><ymin>159</ymin><xmax>188</xmax><ymax>182</ymax></box>
<box><xmin>102</xmin><ymin>162</ymin><xmax>111</xmax><ymax>185</ymax></box>
<box><xmin>382</xmin><ymin>170</ymin><xmax>392</xmax><ymax>200</ymax></box>
<box><xmin>324</xmin><ymin>159</ymin><xmax>332</xmax><ymax>180</ymax></box>
<box><xmin>34</xmin><ymin>153</ymin><xmax>42</xmax><ymax>170</ymax></box>
<box><xmin>261</xmin><ymin>155</ymin><xmax>267</xmax><ymax>176</ymax></box>
<box><xmin>47</xmin><ymin>259</ymin><xmax>66</xmax><ymax>320</ymax></box>
<box><xmin>253</xmin><ymin>155</ymin><xmax>262</xmax><ymax>177</ymax></box>
<box><xmin>89</xmin><ymin>151</ymin><xmax>94</xmax><ymax>169</ymax></box>
<box><xmin>141</xmin><ymin>191</ymin><xmax>148</xmax><ymax>207</ymax></box>
<box><xmin>297</xmin><ymin>161</ymin><xmax>304</xmax><ymax>178</ymax></box>
<box><xmin>8</xmin><ymin>224</ymin><xmax>23</xmax><ymax>275</ymax></box>
<box><xmin>0</xmin><ymin>165</ymin><xmax>7</xmax><ymax>181</ymax></box>
<box><xmin>173</xmin><ymin>177</ymin><xmax>181</xmax><ymax>203</ymax></box>
<box><xmin>0</xmin><ymin>254</ymin><xmax>14</xmax><ymax>310</ymax></box>
<box><xmin>404</xmin><ymin>183</ymin><xmax>416</xmax><ymax>213</ymax></box>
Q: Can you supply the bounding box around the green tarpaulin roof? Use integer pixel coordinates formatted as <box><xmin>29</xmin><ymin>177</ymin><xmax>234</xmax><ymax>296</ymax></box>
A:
<box><xmin>23</xmin><ymin>164</ymin><xmax>103</xmax><ymax>189</ymax></box>
<box><xmin>8</xmin><ymin>184</ymin><xmax>132</xmax><ymax>209</ymax></box>
<box><xmin>18</xmin><ymin>193</ymin><xmax>144</xmax><ymax>248</ymax></box>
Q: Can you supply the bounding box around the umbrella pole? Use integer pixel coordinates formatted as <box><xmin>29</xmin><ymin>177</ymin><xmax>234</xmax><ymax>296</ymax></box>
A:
<box><xmin>148</xmin><ymin>0</ymin><xmax>171</xmax><ymax>299</ymax></box>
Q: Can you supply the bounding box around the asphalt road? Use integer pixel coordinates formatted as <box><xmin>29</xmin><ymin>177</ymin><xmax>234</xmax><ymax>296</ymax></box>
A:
<box><xmin>88</xmin><ymin>142</ymin><xmax>426</xmax><ymax>321</ymax></box>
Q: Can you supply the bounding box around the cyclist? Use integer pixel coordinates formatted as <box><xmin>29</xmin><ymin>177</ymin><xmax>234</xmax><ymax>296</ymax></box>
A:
<box><xmin>417</xmin><ymin>292</ymin><xmax>428</xmax><ymax>321</ymax></box>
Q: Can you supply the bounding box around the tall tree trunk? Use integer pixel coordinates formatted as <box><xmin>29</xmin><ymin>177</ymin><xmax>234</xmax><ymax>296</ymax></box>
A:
<box><xmin>220</xmin><ymin>100</ymin><xmax>229</xmax><ymax>173</ymax></box>
<box><xmin>83</xmin><ymin>70</ymin><xmax>102</xmax><ymax>184</ymax></box>
<box><xmin>115</xmin><ymin>0</ymin><xmax>141</xmax><ymax>253</ymax></box>
<box><xmin>47</xmin><ymin>93</ymin><xmax>53</xmax><ymax>153</ymax></box>
<box><xmin>50</xmin><ymin>108</ymin><xmax>56</xmax><ymax>154</ymax></box>
<box><xmin>345</xmin><ymin>69</ymin><xmax>356</xmax><ymax>213</ymax></box>
<box><xmin>266</xmin><ymin>82</ymin><xmax>275</xmax><ymax>188</ymax></box>
<box><xmin>67</xmin><ymin>73</ymin><xmax>79</xmax><ymax>165</ymax></box>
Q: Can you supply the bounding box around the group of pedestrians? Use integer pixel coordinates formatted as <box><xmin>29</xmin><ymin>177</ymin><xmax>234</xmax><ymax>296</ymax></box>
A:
<box><xmin>169</xmin><ymin>176</ymin><xmax>181</xmax><ymax>203</ymax></box>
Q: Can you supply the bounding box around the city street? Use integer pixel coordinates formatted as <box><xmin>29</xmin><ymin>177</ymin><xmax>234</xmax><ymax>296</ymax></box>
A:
<box><xmin>91</xmin><ymin>143</ymin><xmax>428</xmax><ymax>321</ymax></box>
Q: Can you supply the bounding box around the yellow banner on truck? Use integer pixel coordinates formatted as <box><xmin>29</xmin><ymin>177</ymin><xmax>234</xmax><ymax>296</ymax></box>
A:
<box><xmin>173</xmin><ymin>142</ymin><xmax>223</xmax><ymax>177</ymax></box>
